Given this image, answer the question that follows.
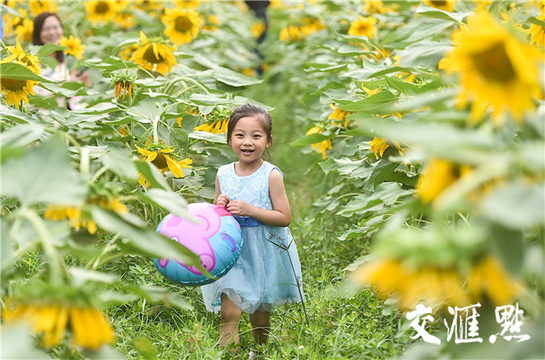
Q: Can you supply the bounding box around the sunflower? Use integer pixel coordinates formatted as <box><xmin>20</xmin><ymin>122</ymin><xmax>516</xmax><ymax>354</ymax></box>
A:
<box><xmin>0</xmin><ymin>41</ymin><xmax>40</xmax><ymax>109</ymax></box>
<box><xmin>136</xmin><ymin>144</ymin><xmax>192</xmax><ymax>179</ymax></box>
<box><xmin>328</xmin><ymin>104</ymin><xmax>352</xmax><ymax>128</ymax></box>
<box><xmin>113</xmin><ymin>80</ymin><xmax>133</xmax><ymax>99</ymax></box>
<box><xmin>423</xmin><ymin>0</ymin><xmax>456</xmax><ymax>12</ymax></box>
<box><xmin>415</xmin><ymin>158</ymin><xmax>459</xmax><ymax>204</ymax></box>
<box><xmin>28</xmin><ymin>0</ymin><xmax>58</xmax><ymax>16</ymax></box>
<box><xmin>300</xmin><ymin>16</ymin><xmax>326</xmax><ymax>37</ymax></box>
<box><xmin>364</xmin><ymin>0</ymin><xmax>387</xmax><ymax>15</ymax></box>
<box><xmin>467</xmin><ymin>255</ymin><xmax>521</xmax><ymax>306</ymax></box>
<box><xmin>130</xmin><ymin>31</ymin><xmax>177</xmax><ymax>76</ymax></box>
<box><xmin>174</xmin><ymin>0</ymin><xmax>201</xmax><ymax>9</ymax></box>
<box><xmin>439</xmin><ymin>11</ymin><xmax>543</xmax><ymax>124</ymax></box>
<box><xmin>117</xmin><ymin>43</ymin><xmax>140</xmax><ymax>60</ymax></box>
<box><xmin>279</xmin><ymin>25</ymin><xmax>303</xmax><ymax>42</ymax></box>
<box><xmin>85</xmin><ymin>0</ymin><xmax>118</xmax><ymax>26</ymax></box>
<box><xmin>45</xmin><ymin>197</ymin><xmax>128</xmax><ymax>235</ymax></box>
<box><xmin>203</xmin><ymin>14</ymin><xmax>221</xmax><ymax>32</ymax></box>
<box><xmin>15</xmin><ymin>18</ymin><xmax>33</xmax><ymax>42</ymax></box>
<box><xmin>306</xmin><ymin>126</ymin><xmax>332</xmax><ymax>160</ymax></box>
<box><xmin>3</xmin><ymin>301</ymin><xmax>114</xmax><ymax>350</ymax></box>
<box><xmin>529</xmin><ymin>14</ymin><xmax>545</xmax><ymax>49</ymax></box>
<box><xmin>348</xmin><ymin>16</ymin><xmax>378</xmax><ymax>39</ymax></box>
<box><xmin>369</xmin><ymin>137</ymin><xmax>403</xmax><ymax>158</ymax></box>
<box><xmin>59</xmin><ymin>35</ymin><xmax>86</xmax><ymax>60</ymax></box>
<box><xmin>5</xmin><ymin>40</ymin><xmax>41</xmax><ymax>73</ymax></box>
<box><xmin>194</xmin><ymin>119</ymin><xmax>228</xmax><ymax>134</ymax></box>
<box><xmin>162</xmin><ymin>8</ymin><xmax>203</xmax><ymax>46</ymax></box>
<box><xmin>115</xmin><ymin>11</ymin><xmax>136</xmax><ymax>29</ymax></box>
<box><xmin>351</xmin><ymin>258</ymin><xmax>469</xmax><ymax>310</ymax></box>
<box><xmin>251</xmin><ymin>21</ymin><xmax>266</xmax><ymax>39</ymax></box>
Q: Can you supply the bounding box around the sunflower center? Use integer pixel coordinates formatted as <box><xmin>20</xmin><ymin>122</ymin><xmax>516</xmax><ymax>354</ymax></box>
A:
<box><xmin>143</xmin><ymin>45</ymin><xmax>164</xmax><ymax>64</ymax></box>
<box><xmin>95</xmin><ymin>1</ymin><xmax>110</xmax><ymax>14</ymax></box>
<box><xmin>151</xmin><ymin>152</ymin><xmax>167</xmax><ymax>169</ymax></box>
<box><xmin>1</xmin><ymin>78</ymin><xmax>27</xmax><ymax>91</ymax></box>
<box><xmin>471</xmin><ymin>42</ymin><xmax>515</xmax><ymax>83</ymax></box>
<box><xmin>175</xmin><ymin>16</ymin><xmax>192</xmax><ymax>33</ymax></box>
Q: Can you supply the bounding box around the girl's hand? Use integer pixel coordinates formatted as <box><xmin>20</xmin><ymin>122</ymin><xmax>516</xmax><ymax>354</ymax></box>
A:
<box><xmin>216</xmin><ymin>194</ymin><xmax>231</xmax><ymax>207</ymax></box>
<box><xmin>225</xmin><ymin>200</ymin><xmax>250</xmax><ymax>217</ymax></box>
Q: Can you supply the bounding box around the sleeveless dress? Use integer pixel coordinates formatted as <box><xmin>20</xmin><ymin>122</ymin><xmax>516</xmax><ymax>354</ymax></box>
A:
<box><xmin>201</xmin><ymin>161</ymin><xmax>305</xmax><ymax>314</ymax></box>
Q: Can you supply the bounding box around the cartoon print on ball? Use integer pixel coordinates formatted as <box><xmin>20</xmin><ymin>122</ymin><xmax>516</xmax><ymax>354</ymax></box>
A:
<box><xmin>154</xmin><ymin>203</ymin><xmax>243</xmax><ymax>286</ymax></box>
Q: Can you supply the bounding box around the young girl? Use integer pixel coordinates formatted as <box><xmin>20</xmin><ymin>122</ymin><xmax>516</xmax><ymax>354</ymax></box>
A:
<box><xmin>201</xmin><ymin>103</ymin><xmax>305</xmax><ymax>352</ymax></box>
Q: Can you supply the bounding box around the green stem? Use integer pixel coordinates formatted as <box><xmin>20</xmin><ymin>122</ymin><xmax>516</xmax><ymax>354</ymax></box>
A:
<box><xmin>87</xmin><ymin>233</ymin><xmax>121</xmax><ymax>270</ymax></box>
<box><xmin>18</xmin><ymin>208</ymin><xmax>63</xmax><ymax>285</ymax></box>
<box><xmin>152</xmin><ymin>115</ymin><xmax>160</xmax><ymax>144</ymax></box>
<box><xmin>80</xmin><ymin>147</ymin><xmax>90</xmax><ymax>177</ymax></box>
<box><xmin>91</xmin><ymin>166</ymin><xmax>109</xmax><ymax>183</ymax></box>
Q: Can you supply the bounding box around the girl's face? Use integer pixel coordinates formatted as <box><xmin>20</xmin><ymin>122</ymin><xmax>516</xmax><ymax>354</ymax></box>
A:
<box><xmin>40</xmin><ymin>16</ymin><xmax>63</xmax><ymax>45</ymax></box>
<box><xmin>230</xmin><ymin>116</ymin><xmax>271</xmax><ymax>165</ymax></box>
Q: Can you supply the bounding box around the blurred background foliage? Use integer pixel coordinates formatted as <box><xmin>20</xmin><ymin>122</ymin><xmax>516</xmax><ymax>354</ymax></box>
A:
<box><xmin>1</xmin><ymin>0</ymin><xmax>544</xmax><ymax>359</ymax></box>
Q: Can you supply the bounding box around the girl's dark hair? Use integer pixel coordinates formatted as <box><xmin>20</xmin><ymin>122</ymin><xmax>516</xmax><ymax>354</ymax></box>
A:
<box><xmin>32</xmin><ymin>12</ymin><xmax>64</xmax><ymax>64</ymax></box>
<box><xmin>227</xmin><ymin>103</ymin><xmax>273</xmax><ymax>145</ymax></box>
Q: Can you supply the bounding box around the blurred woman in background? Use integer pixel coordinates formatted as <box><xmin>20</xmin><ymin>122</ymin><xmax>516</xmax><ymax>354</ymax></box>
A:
<box><xmin>32</xmin><ymin>12</ymin><xmax>90</xmax><ymax>108</ymax></box>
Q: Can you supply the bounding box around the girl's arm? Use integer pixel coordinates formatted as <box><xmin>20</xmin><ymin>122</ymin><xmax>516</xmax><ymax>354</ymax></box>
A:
<box><xmin>225</xmin><ymin>169</ymin><xmax>292</xmax><ymax>227</ymax></box>
<box><xmin>214</xmin><ymin>176</ymin><xmax>230</xmax><ymax>206</ymax></box>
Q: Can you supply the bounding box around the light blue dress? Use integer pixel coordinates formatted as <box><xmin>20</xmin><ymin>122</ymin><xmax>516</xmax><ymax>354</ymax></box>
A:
<box><xmin>201</xmin><ymin>161</ymin><xmax>305</xmax><ymax>314</ymax></box>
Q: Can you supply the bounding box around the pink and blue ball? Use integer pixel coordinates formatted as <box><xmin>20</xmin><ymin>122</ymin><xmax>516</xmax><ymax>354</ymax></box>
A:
<box><xmin>154</xmin><ymin>203</ymin><xmax>243</xmax><ymax>286</ymax></box>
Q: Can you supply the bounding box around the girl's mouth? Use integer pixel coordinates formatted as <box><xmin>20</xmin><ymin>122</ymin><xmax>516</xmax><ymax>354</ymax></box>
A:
<box><xmin>241</xmin><ymin>149</ymin><xmax>254</xmax><ymax>154</ymax></box>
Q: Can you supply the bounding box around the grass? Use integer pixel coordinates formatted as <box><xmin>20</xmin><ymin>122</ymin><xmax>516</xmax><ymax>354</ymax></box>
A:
<box><xmin>106</xmin><ymin>212</ymin><xmax>413</xmax><ymax>359</ymax></box>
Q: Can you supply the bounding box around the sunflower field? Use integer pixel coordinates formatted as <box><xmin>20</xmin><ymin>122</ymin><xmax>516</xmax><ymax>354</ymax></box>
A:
<box><xmin>1</xmin><ymin>1</ymin><xmax>544</xmax><ymax>359</ymax></box>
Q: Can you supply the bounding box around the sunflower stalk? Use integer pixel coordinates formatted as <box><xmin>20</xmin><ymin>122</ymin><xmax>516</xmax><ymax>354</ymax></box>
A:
<box><xmin>87</xmin><ymin>233</ymin><xmax>121</xmax><ymax>270</ymax></box>
<box><xmin>152</xmin><ymin>115</ymin><xmax>160</xmax><ymax>144</ymax></box>
<box><xmin>80</xmin><ymin>147</ymin><xmax>90</xmax><ymax>178</ymax></box>
<box><xmin>17</xmin><ymin>207</ymin><xmax>63</xmax><ymax>285</ymax></box>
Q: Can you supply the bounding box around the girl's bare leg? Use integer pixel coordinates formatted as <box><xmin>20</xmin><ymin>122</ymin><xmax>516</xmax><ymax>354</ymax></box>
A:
<box><xmin>220</xmin><ymin>294</ymin><xmax>242</xmax><ymax>348</ymax></box>
<box><xmin>249</xmin><ymin>310</ymin><xmax>270</xmax><ymax>344</ymax></box>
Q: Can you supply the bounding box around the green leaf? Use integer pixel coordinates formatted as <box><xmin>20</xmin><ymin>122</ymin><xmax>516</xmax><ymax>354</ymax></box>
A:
<box><xmin>1</xmin><ymin>135</ymin><xmax>87</xmax><ymax>206</ymax></box>
<box><xmin>134</xmin><ymin>159</ymin><xmax>171</xmax><ymax>190</ymax></box>
<box><xmin>91</xmin><ymin>207</ymin><xmax>203</xmax><ymax>270</ymax></box>
<box><xmin>85</xmin><ymin>56</ymin><xmax>138</xmax><ymax>71</ymax></box>
<box><xmin>189</xmin><ymin>131</ymin><xmax>227</xmax><ymax>144</ymax></box>
<box><xmin>72</xmin><ymin>102</ymin><xmax>119</xmax><ymax>115</ymax></box>
<box><xmin>69</xmin><ymin>268</ymin><xmax>118</xmax><ymax>287</ymax></box>
<box><xmin>354</xmin><ymin>118</ymin><xmax>495</xmax><ymax>164</ymax></box>
<box><xmin>335</xmin><ymin>91</ymin><xmax>396</xmax><ymax>112</ymax></box>
<box><xmin>481</xmin><ymin>183</ymin><xmax>545</xmax><ymax>230</ymax></box>
<box><xmin>318</xmin><ymin>158</ymin><xmax>372</xmax><ymax>179</ymax></box>
<box><xmin>100</xmin><ymin>149</ymin><xmax>138</xmax><ymax>180</ymax></box>
<box><xmin>1</xmin><ymin>219</ymin><xmax>15</xmax><ymax>273</ymax></box>
<box><xmin>0</xmin><ymin>62</ymin><xmax>59</xmax><ymax>83</ymax></box>
<box><xmin>189</xmin><ymin>94</ymin><xmax>232</xmax><ymax>106</ymax></box>
<box><xmin>0</xmin><ymin>123</ymin><xmax>47</xmax><ymax>147</ymax></box>
<box><xmin>140</xmin><ymin>189</ymin><xmax>197</xmax><ymax>222</ymax></box>
<box><xmin>289</xmin><ymin>133</ymin><xmax>334</xmax><ymax>148</ymax></box>
<box><xmin>373</xmin><ymin>161</ymin><xmax>417</xmax><ymax>188</ymax></box>
<box><xmin>33</xmin><ymin>43</ymin><xmax>65</xmax><ymax>58</ymax></box>
<box><xmin>127</xmin><ymin>285</ymin><xmax>192</xmax><ymax>309</ymax></box>
<box><xmin>384</xmin><ymin>76</ymin><xmax>424</xmax><ymax>95</ymax></box>
<box><xmin>397</xmin><ymin>41</ymin><xmax>452</xmax><ymax>69</ymax></box>
<box><xmin>209</xmin><ymin>66</ymin><xmax>262</xmax><ymax>87</ymax></box>
<box><xmin>416</xmin><ymin>3</ymin><xmax>471</xmax><ymax>23</ymax></box>
<box><xmin>528</xmin><ymin>16</ymin><xmax>545</xmax><ymax>28</ymax></box>
<box><xmin>0</xmin><ymin>104</ymin><xmax>37</xmax><ymax>124</ymax></box>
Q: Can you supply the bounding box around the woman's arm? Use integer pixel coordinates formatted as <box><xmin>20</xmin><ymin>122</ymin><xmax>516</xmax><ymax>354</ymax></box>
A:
<box><xmin>225</xmin><ymin>169</ymin><xmax>292</xmax><ymax>227</ymax></box>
